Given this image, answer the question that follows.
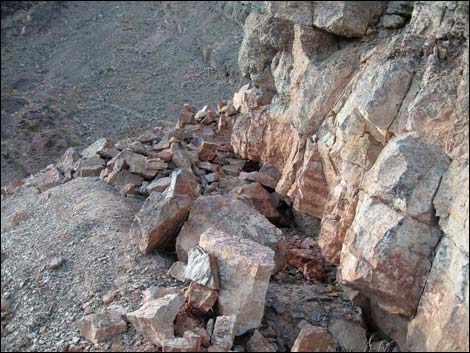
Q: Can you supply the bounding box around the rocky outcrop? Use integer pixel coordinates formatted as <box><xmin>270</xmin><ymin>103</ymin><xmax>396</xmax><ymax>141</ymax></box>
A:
<box><xmin>230</xmin><ymin>1</ymin><xmax>469</xmax><ymax>351</ymax></box>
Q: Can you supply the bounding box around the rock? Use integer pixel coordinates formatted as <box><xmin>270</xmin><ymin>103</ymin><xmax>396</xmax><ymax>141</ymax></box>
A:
<box><xmin>230</xmin><ymin>182</ymin><xmax>281</xmax><ymax>222</ymax></box>
<box><xmin>382</xmin><ymin>14</ymin><xmax>407</xmax><ymax>29</ymax></box>
<box><xmin>11</xmin><ymin>210</ymin><xmax>28</xmax><ymax>226</ymax></box>
<box><xmin>145</xmin><ymin>177</ymin><xmax>171</xmax><ymax>193</ymax></box>
<box><xmin>246</xmin><ymin>330</ymin><xmax>275</xmax><ymax>352</ymax></box>
<box><xmin>79</xmin><ymin>311</ymin><xmax>127</xmax><ymax>344</ymax></box>
<box><xmin>49</xmin><ymin>256</ymin><xmax>66</xmax><ymax>270</ymax></box>
<box><xmin>218</xmin><ymin>176</ymin><xmax>247</xmax><ymax>191</ymax></box>
<box><xmin>340</xmin><ymin>135</ymin><xmax>450</xmax><ymax>316</ymax></box>
<box><xmin>76</xmin><ymin>156</ymin><xmax>106</xmax><ymax>177</ymax></box>
<box><xmin>127</xmin><ymin>293</ymin><xmax>184</xmax><ymax>347</ymax></box>
<box><xmin>211</xmin><ymin>315</ymin><xmax>237</xmax><ymax>351</ymax></box>
<box><xmin>206</xmin><ymin>318</ymin><xmax>215</xmax><ymax>336</ymax></box>
<box><xmin>291</xmin><ymin>325</ymin><xmax>336</xmax><ymax>352</ymax></box>
<box><xmin>184</xmin><ymin>281</ymin><xmax>218</xmax><ymax>316</ymax></box>
<box><xmin>328</xmin><ymin>319</ymin><xmax>368</xmax><ymax>352</ymax></box>
<box><xmin>175</xmin><ymin>194</ymin><xmax>286</xmax><ymax>273</ymax></box>
<box><xmin>131</xmin><ymin>169</ymin><xmax>198</xmax><ymax>253</ymax></box>
<box><xmin>303</xmin><ymin>259</ymin><xmax>326</xmax><ymax>282</ymax></box>
<box><xmin>81</xmin><ymin>138</ymin><xmax>114</xmax><ymax>159</ymax></box>
<box><xmin>200</xmin><ymin>229</ymin><xmax>275</xmax><ymax>335</ymax></box>
<box><xmin>174</xmin><ymin>313</ymin><xmax>204</xmax><ymax>337</ymax></box>
<box><xmin>198</xmin><ymin>140</ymin><xmax>218</xmax><ymax>161</ymax></box>
<box><xmin>178</xmin><ymin>104</ymin><xmax>197</xmax><ymax>128</ymax></box>
<box><xmin>142</xmin><ymin>286</ymin><xmax>182</xmax><ymax>305</ymax></box>
<box><xmin>312</xmin><ymin>2</ymin><xmax>384</xmax><ymax>38</ymax></box>
<box><xmin>239</xmin><ymin>171</ymin><xmax>277</xmax><ymax>189</ymax></box>
<box><xmin>167</xmin><ymin>262</ymin><xmax>187</xmax><ymax>282</ymax></box>
<box><xmin>36</xmin><ymin>165</ymin><xmax>63</xmax><ymax>192</ymax></box>
<box><xmin>184</xmin><ymin>246</ymin><xmax>220</xmax><ymax>289</ymax></box>
<box><xmin>105</xmin><ymin>169</ymin><xmax>144</xmax><ymax>188</ymax></box>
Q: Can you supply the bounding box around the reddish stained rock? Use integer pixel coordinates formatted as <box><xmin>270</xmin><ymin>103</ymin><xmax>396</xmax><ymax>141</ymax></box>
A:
<box><xmin>230</xmin><ymin>182</ymin><xmax>281</xmax><ymax>222</ymax></box>
<box><xmin>184</xmin><ymin>282</ymin><xmax>218</xmax><ymax>316</ymax></box>
<box><xmin>80</xmin><ymin>311</ymin><xmax>128</xmax><ymax>344</ymax></box>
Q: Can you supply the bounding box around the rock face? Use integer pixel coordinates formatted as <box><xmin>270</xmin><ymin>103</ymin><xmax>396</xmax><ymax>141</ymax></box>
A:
<box><xmin>199</xmin><ymin>228</ymin><xmax>275</xmax><ymax>335</ymax></box>
<box><xmin>231</xmin><ymin>1</ymin><xmax>469</xmax><ymax>351</ymax></box>
<box><xmin>175</xmin><ymin>194</ymin><xmax>287</xmax><ymax>272</ymax></box>
<box><xmin>131</xmin><ymin>169</ymin><xmax>198</xmax><ymax>253</ymax></box>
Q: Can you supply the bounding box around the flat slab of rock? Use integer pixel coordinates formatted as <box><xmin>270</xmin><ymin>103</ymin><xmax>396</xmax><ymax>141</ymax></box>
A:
<box><xmin>131</xmin><ymin>169</ymin><xmax>198</xmax><ymax>253</ymax></box>
<box><xmin>175</xmin><ymin>194</ymin><xmax>287</xmax><ymax>273</ymax></box>
<box><xmin>291</xmin><ymin>325</ymin><xmax>336</xmax><ymax>352</ymax></box>
<box><xmin>200</xmin><ymin>228</ymin><xmax>275</xmax><ymax>335</ymax></box>
<box><xmin>80</xmin><ymin>311</ymin><xmax>127</xmax><ymax>344</ymax></box>
<box><xmin>127</xmin><ymin>293</ymin><xmax>184</xmax><ymax>347</ymax></box>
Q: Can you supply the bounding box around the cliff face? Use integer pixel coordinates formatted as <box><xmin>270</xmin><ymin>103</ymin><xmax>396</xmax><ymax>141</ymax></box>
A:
<box><xmin>231</xmin><ymin>1</ymin><xmax>469</xmax><ymax>351</ymax></box>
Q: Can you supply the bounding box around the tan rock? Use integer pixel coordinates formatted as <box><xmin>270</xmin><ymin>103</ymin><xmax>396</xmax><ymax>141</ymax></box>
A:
<box><xmin>230</xmin><ymin>182</ymin><xmax>281</xmax><ymax>222</ymax></box>
<box><xmin>175</xmin><ymin>194</ymin><xmax>286</xmax><ymax>273</ymax></box>
<box><xmin>207</xmin><ymin>345</ymin><xmax>229</xmax><ymax>352</ymax></box>
<box><xmin>131</xmin><ymin>169</ymin><xmax>198</xmax><ymax>253</ymax></box>
<box><xmin>48</xmin><ymin>255</ymin><xmax>66</xmax><ymax>270</ymax></box>
<box><xmin>184</xmin><ymin>282</ymin><xmax>218</xmax><ymax>316</ymax></box>
<box><xmin>191</xmin><ymin>327</ymin><xmax>211</xmax><ymax>348</ymax></box>
<box><xmin>127</xmin><ymin>293</ymin><xmax>184</xmax><ymax>347</ymax></box>
<box><xmin>162</xmin><ymin>336</ymin><xmax>200</xmax><ymax>352</ymax></box>
<box><xmin>79</xmin><ymin>311</ymin><xmax>127</xmax><ymax>344</ymax></box>
<box><xmin>291</xmin><ymin>325</ymin><xmax>336</xmax><ymax>352</ymax></box>
<box><xmin>246</xmin><ymin>330</ymin><xmax>275</xmax><ymax>352</ymax></box>
<box><xmin>200</xmin><ymin>229</ymin><xmax>275</xmax><ymax>335</ymax></box>
<box><xmin>211</xmin><ymin>315</ymin><xmax>237</xmax><ymax>351</ymax></box>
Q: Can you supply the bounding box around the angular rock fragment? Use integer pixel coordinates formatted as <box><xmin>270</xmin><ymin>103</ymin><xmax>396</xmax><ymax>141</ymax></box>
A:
<box><xmin>247</xmin><ymin>329</ymin><xmax>275</xmax><ymax>352</ymax></box>
<box><xmin>291</xmin><ymin>325</ymin><xmax>336</xmax><ymax>352</ymax></box>
<box><xmin>131</xmin><ymin>169</ymin><xmax>198</xmax><ymax>253</ymax></box>
<box><xmin>211</xmin><ymin>315</ymin><xmax>237</xmax><ymax>351</ymax></box>
<box><xmin>184</xmin><ymin>246</ymin><xmax>220</xmax><ymax>289</ymax></box>
<box><xmin>200</xmin><ymin>229</ymin><xmax>275</xmax><ymax>335</ymax></box>
<box><xmin>109</xmin><ymin>150</ymin><xmax>159</xmax><ymax>179</ymax></box>
<box><xmin>230</xmin><ymin>182</ymin><xmax>281</xmax><ymax>222</ymax></box>
<box><xmin>184</xmin><ymin>281</ymin><xmax>218</xmax><ymax>316</ymax></box>
<box><xmin>80</xmin><ymin>311</ymin><xmax>127</xmax><ymax>344</ymax></box>
<box><xmin>127</xmin><ymin>293</ymin><xmax>184</xmax><ymax>347</ymax></box>
<box><xmin>176</xmin><ymin>194</ymin><xmax>286</xmax><ymax>273</ymax></box>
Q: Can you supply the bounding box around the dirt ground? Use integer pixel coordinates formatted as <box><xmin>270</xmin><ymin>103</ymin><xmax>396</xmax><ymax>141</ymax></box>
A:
<box><xmin>1</xmin><ymin>1</ymin><xmax>245</xmax><ymax>186</ymax></box>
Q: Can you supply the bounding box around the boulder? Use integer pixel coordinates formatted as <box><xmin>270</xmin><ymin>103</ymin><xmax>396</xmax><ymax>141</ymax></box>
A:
<box><xmin>210</xmin><ymin>315</ymin><xmax>237</xmax><ymax>351</ymax></box>
<box><xmin>127</xmin><ymin>293</ymin><xmax>184</xmax><ymax>347</ymax></box>
<box><xmin>175</xmin><ymin>194</ymin><xmax>287</xmax><ymax>273</ymax></box>
<box><xmin>184</xmin><ymin>282</ymin><xmax>218</xmax><ymax>316</ymax></box>
<box><xmin>291</xmin><ymin>325</ymin><xmax>336</xmax><ymax>352</ymax></box>
<box><xmin>131</xmin><ymin>169</ymin><xmax>198</xmax><ymax>253</ymax></box>
<box><xmin>184</xmin><ymin>246</ymin><xmax>220</xmax><ymax>289</ymax></box>
<box><xmin>312</xmin><ymin>1</ymin><xmax>384</xmax><ymax>38</ymax></box>
<box><xmin>200</xmin><ymin>229</ymin><xmax>275</xmax><ymax>335</ymax></box>
<box><xmin>80</xmin><ymin>311</ymin><xmax>127</xmax><ymax>344</ymax></box>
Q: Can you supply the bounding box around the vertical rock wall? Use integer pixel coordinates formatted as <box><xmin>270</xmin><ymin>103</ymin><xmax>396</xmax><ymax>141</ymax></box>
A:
<box><xmin>230</xmin><ymin>1</ymin><xmax>469</xmax><ymax>351</ymax></box>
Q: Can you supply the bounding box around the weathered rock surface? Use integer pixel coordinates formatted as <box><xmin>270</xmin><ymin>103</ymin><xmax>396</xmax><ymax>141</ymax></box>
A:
<box><xmin>175</xmin><ymin>194</ymin><xmax>286</xmax><ymax>272</ymax></box>
<box><xmin>127</xmin><ymin>293</ymin><xmax>185</xmax><ymax>347</ymax></box>
<box><xmin>131</xmin><ymin>169</ymin><xmax>198</xmax><ymax>253</ymax></box>
<box><xmin>200</xmin><ymin>228</ymin><xmax>275</xmax><ymax>335</ymax></box>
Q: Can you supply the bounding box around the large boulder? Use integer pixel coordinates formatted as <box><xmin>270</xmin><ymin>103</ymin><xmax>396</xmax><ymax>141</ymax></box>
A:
<box><xmin>131</xmin><ymin>169</ymin><xmax>198</xmax><ymax>253</ymax></box>
<box><xmin>200</xmin><ymin>228</ymin><xmax>275</xmax><ymax>335</ymax></box>
<box><xmin>175</xmin><ymin>194</ymin><xmax>287</xmax><ymax>273</ymax></box>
